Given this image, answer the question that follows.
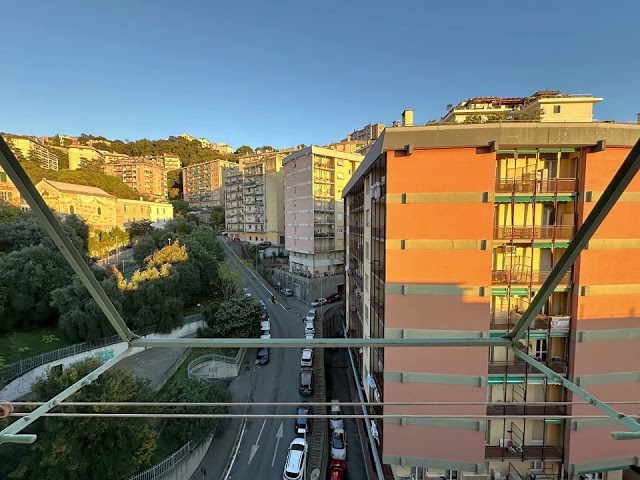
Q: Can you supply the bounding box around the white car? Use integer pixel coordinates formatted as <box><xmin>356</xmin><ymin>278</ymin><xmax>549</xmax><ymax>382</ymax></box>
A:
<box><xmin>330</xmin><ymin>400</ymin><xmax>344</xmax><ymax>430</ymax></box>
<box><xmin>305</xmin><ymin>309</ymin><xmax>316</xmax><ymax>322</ymax></box>
<box><xmin>330</xmin><ymin>428</ymin><xmax>347</xmax><ymax>461</ymax></box>
<box><xmin>304</xmin><ymin>322</ymin><xmax>315</xmax><ymax>336</ymax></box>
<box><xmin>261</xmin><ymin>333</ymin><xmax>271</xmax><ymax>340</ymax></box>
<box><xmin>283</xmin><ymin>438</ymin><xmax>307</xmax><ymax>480</ymax></box>
<box><xmin>301</xmin><ymin>348</ymin><xmax>313</xmax><ymax>367</ymax></box>
<box><xmin>305</xmin><ymin>332</ymin><xmax>314</xmax><ymax>340</ymax></box>
<box><xmin>311</xmin><ymin>298</ymin><xmax>327</xmax><ymax>307</ymax></box>
<box><xmin>242</xmin><ymin>288</ymin><xmax>252</xmax><ymax>297</ymax></box>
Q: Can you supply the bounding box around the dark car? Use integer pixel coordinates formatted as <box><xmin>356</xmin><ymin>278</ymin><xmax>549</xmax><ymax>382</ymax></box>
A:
<box><xmin>258</xmin><ymin>241</ymin><xmax>272</xmax><ymax>248</ymax></box>
<box><xmin>299</xmin><ymin>368</ymin><xmax>313</xmax><ymax>395</ymax></box>
<box><xmin>325</xmin><ymin>293</ymin><xmax>343</xmax><ymax>303</ymax></box>
<box><xmin>295</xmin><ymin>405</ymin><xmax>311</xmax><ymax>435</ymax></box>
<box><xmin>256</xmin><ymin>348</ymin><xmax>269</xmax><ymax>365</ymax></box>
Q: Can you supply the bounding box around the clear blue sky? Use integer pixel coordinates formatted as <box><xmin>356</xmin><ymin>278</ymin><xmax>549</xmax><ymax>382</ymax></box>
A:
<box><xmin>1</xmin><ymin>0</ymin><xmax>639</xmax><ymax>149</ymax></box>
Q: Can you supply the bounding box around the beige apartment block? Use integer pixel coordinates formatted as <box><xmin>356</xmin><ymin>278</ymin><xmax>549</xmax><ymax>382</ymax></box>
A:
<box><xmin>343</xmin><ymin>122</ymin><xmax>385</xmax><ymax>142</ymax></box>
<box><xmin>182</xmin><ymin>159</ymin><xmax>238</xmax><ymax>209</ymax></box>
<box><xmin>0</xmin><ymin>165</ymin><xmax>22</xmax><ymax>206</ymax></box>
<box><xmin>68</xmin><ymin>145</ymin><xmax>104</xmax><ymax>170</ymax></box>
<box><xmin>100</xmin><ymin>151</ymin><xmax>131</xmax><ymax>164</ymax></box>
<box><xmin>223</xmin><ymin>166</ymin><xmax>244</xmax><ymax>233</ymax></box>
<box><xmin>4</xmin><ymin>135</ymin><xmax>59</xmax><ymax>170</ymax></box>
<box><xmin>283</xmin><ymin>146</ymin><xmax>362</xmax><ymax>292</ymax></box>
<box><xmin>116</xmin><ymin>198</ymin><xmax>173</xmax><ymax>229</ymax></box>
<box><xmin>104</xmin><ymin>160</ymin><xmax>167</xmax><ymax>200</ymax></box>
<box><xmin>443</xmin><ymin>90</ymin><xmax>603</xmax><ymax>123</ymax></box>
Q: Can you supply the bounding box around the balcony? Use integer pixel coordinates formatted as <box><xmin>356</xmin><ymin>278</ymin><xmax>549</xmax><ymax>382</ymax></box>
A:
<box><xmin>494</xmin><ymin>224</ymin><xmax>574</xmax><ymax>241</ymax></box>
<box><xmin>490</xmin><ymin>314</ymin><xmax>571</xmax><ymax>333</ymax></box>
<box><xmin>488</xmin><ymin>357</ymin><xmax>568</xmax><ymax>375</ymax></box>
<box><xmin>486</xmin><ymin>403</ymin><xmax>566</xmax><ymax>416</ymax></box>
<box><xmin>371</xmin><ymin>260</ymin><xmax>385</xmax><ymax>280</ymax></box>
<box><xmin>509</xmin><ymin>464</ymin><xmax>561</xmax><ymax>480</ymax></box>
<box><xmin>495</xmin><ymin>177</ymin><xmax>577</xmax><ymax>194</ymax></box>
<box><xmin>485</xmin><ymin>444</ymin><xmax>563</xmax><ymax>461</ymax></box>
<box><xmin>315</xmin><ymin>161</ymin><xmax>333</xmax><ymax>170</ymax></box>
<box><xmin>491</xmin><ymin>270</ymin><xmax>571</xmax><ymax>285</ymax></box>
<box><xmin>372</xmin><ymin>225</ymin><xmax>385</xmax><ymax>239</ymax></box>
<box><xmin>351</xmin><ymin>226</ymin><xmax>364</xmax><ymax>235</ymax></box>
<box><xmin>314</xmin><ymin>176</ymin><xmax>333</xmax><ymax>185</ymax></box>
<box><xmin>314</xmin><ymin>231</ymin><xmax>335</xmax><ymax>238</ymax></box>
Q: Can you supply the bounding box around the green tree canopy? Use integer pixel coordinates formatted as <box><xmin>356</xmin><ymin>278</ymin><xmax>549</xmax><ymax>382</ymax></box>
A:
<box><xmin>235</xmin><ymin>145</ymin><xmax>253</xmax><ymax>155</ymax></box>
<box><xmin>205</xmin><ymin>295</ymin><xmax>261</xmax><ymax>338</ymax></box>
<box><xmin>127</xmin><ymin>220</ymin><xmax>155</xmax><ymax>239</ymax></box>
<box><xmin>209</xmin><ymin>206</ymin><xmax>225</xmax><ymax>231</ymax></box>
<box><xmin>171</xmin><ymin>198</ymin><xmax>190</xmax><ymax>217</ymax></box>
<box><xmin>0</xmin><ymin>358</ymin><xmax>159</xmax><ymax>480</ymax></box>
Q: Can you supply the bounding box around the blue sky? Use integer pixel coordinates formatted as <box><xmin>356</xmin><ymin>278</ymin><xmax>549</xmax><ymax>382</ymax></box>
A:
<box><xmin>1</xmin><ymin>0</ymin><xmax>638</xmax><ymax>149</ymax></box>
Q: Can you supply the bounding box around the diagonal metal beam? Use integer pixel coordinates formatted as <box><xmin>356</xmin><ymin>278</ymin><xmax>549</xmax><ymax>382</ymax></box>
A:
<box><xmin>0</xmin><ymin>135</ymin><xmax>135</xmax><ymax>342</ymax></box>
<box><xmin>513</xmin><ymin>349</ymin><xmax>640</xmax><ymax>440</ymax></box>
<box><xmin>0</xmin><ymin>347</ymin><xmax>133</xmax><ymax>445</ymax></box>
<box><xmin>131</xmin><ymin>336</ymin><xmax>512</xmax><ymax>349</ymax></box>
<box><xmin>507</xmin><ymin>138</ymin><xmax>640</xmax><ymax>341</ymax></box>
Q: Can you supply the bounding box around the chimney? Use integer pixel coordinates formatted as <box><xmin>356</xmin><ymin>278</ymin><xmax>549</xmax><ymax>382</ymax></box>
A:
<box><xmin>402</xmin><ymin>110</ymin><xmax>414</xmax><ymax>127</ymax></box>
<box><xmin>637</xmin><ymin>113</ymin><xmax>640</xmax><ymax>124</ymax></box>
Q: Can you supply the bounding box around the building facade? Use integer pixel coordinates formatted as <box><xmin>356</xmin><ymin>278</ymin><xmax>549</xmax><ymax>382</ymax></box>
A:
<box><xmin>4</xmin><ymin>135</ymin><xmax>59</xmax><ymax>170</ymax></box>
<box><xmin>443</xmin><ymin>91</ymin><xmax>603</xmax><ymax>124</ymax></box>
<box><xmin>344</xmin><ymin>122</ymin><xmax>386</xmax><ymax>142</ymax></box>
<box><xmin>222</xmin><ymin>151</ymin><xmax>288</xmax><ymax>244</ymax></box>
<box><xmin>182</xmin><ymin>159</ymin><xmax>238</xmax><ymax>209</ymax></box>
<box><xmin>283</xmin><ymin>146</ymin><xmax>362</xmax><ymax>297</ymax></box>
<box><xmin>343</xmin><ymin>121</ymin><xmax>640</xmax><ymax>480</ymax></box>
<box><xmin>0</xmin><ymin>165</ymin><xmax>22</xmax><ymax>206</ymax></box>
<box><xmin>115</xmin><ymin>198</ymin><xmax>173</xmax><ymax>229</ymax></box>
<box><xmin>68</xmin><ymin>145</ymin><xmax>104</xmax><ymax>170</ymax></box>
<box><xmin>104</xmin><ymin>160</ymin><xmax>167</xmax><ymax>200</ymax></box>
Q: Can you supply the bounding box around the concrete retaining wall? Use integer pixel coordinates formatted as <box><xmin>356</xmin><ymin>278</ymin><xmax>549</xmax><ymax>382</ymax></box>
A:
<box><xmin>0</xmin><ymin>320</ymin><xmax>206</xmax><ymax>401</ymax></box>
<box><xmin>159</xmin><ymin>435</ymin><xmax>214</xmax><ymax>480</ymax></box>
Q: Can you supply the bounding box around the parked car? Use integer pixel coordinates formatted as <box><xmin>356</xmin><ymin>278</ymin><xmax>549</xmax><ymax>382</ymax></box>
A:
<box><xmin>328</xmin><ymin>459</ymin><xmax>347</xmax><ymax>480</ymax></box>
<box><xmin>261</xmin><ymin>333</ymin><xmax>271</xmax><ymax>340</ymax></box>
<box><xmin>242</xmin><ymin>288</ymin><xmax>252</xmax><ymax>297</ymax></box>
<box><xmin>259</xmin><ymin>300</ymin><xmax>267</xmax><ymax>315</ymax></box>
<box><xmin>300</xmin><ymin>348</ymin><xmax>313</xmax><ymax>367</ymax></box>
<box><xmin>281</xmin><ymin>288</ymin><xmax>293</xmax><ymax>296</ymax></box>
<box><xmin>304</xmin><ymin>322</ymin><xmax>315</xmax><ymax>336</ymax></box>
<box><xmin>283</xmin><ymin>438</ymin><xmax>307</xmax><ymax>480</ymax></box>
<box><xmin>325</xmin><ymin>293</ymin><xmax>343</xmax><ymax>303</ymax></box>
<box><xmin>330</xmin><ymin>400</ymin><xmax>344</xmax><ymax>430</ymax></box>
<box><xmin>305</xmin><ymin>309</ymin><xmax>316</xmax><ymax>322</ymax></box>
<box><xmin>311</xmin><ymin>298</ymin><xmax>327</xmax><ymax>307</ymax></box>
<box><xmin>305</xmin><ymin>332</ymin><xmax>314</xmax><ymax>340</ymax></box>
<box><xmin>221</xmin><ymin>231</ymin><xmax>229</xmax><ymax>237</ymax></box>
<box><xmin>330</xmin><ymin>428</ymin><xmax>347</xmax><ymax>461</ymax></box>
<box><xmin>295</xmin><ymin>405</ymin><xmax>311</xmax><ymax>435</ymax></box>
<box><xmin>258</xmin><ymin>241</ymin><xmax>272</xmax><ymax>248</ymax></box>
<box><xmin>256</xmin><ymin>348</ymin><xmax>269</xmax><ymax>365</ymax></box>
<box><xmin>299</xmin><ymin>368</ymin><xmax>313</xmax><ymax>395</ymax></box>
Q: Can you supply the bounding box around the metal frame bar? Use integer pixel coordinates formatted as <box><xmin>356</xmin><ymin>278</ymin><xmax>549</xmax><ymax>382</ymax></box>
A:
<box><xmin>513</xmin><ymin>349</ymin><xmax>640</xmax><ymax>440</ymax></box>
<box><xmin>0</xmin><ymin>348</ymin><xmax>133</xmax><ymax>444</ymax></box>
<box><xmin>0</xmin><ymin>136</ymin><xmax>135</xmax><ymax>342</ymax></box>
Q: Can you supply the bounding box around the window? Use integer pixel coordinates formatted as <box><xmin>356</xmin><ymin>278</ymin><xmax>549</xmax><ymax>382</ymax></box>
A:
<box><xmin>0</xmin><ymin>172</ymin><xmax>7</xmax><ymax>182</ymax></box>
<box><xmin>69</xmin><ymin>205</ymin><xmax>74</xmax><ymax>214</ymax></box>
<box><xmin>534</xmin><ymin>339</ymin><xmax>548</xmax><ymax>361</ymax></box>
<box><xmin>530</xmin><ymin>461</ymin><xmax>543</xmax><ymax>472</ymax></box>
<box><xmin>553</xmin><ymin>105</ymin><xmax>561</xmax><ymax>114</ymax></box>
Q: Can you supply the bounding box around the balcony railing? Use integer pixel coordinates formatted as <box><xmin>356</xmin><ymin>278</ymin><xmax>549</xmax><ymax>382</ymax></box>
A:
<box><xmin>351</xmin><ymin>226</ymin><xmax>364</xmax><ymax>235</ymax></box>
<box><xmin>491</xmin><ymin>270</ymin><xmax>571</xmax><ymax>285</ymax></box>
<box><xmin>495</xmin><ymin>177</ymin><xmax>577</xmax><ymax>194</ymax></box>
<box><xmin>488</xmin><ymin>357</ymin><xmax>568</xmax><ymax>375</ymax></box>
<box><xmin>485</xmin><ymin>444</ymin><xmax>563</xmax><ymax>461</ymax></box>
<box><xmin>486</xmin><ymin>403</ymin><xmax>566</xmax><ymax>416</ymax></box>
<box><xmin>490</xmin><ymin>314</ymin><xmax>571</xmax><ymax>333</ymax></box>
<box><xmin>509</xmin><ymin>464</ymin><xmax>560</xmax><ymax>480</ymax></box>
<box><xmin>372</xmin><ymin>225</ymin><xmax>385</xmax><ymax>239</ymax></box>
<box><xmin>315</xmin><ymin>161</ymin><xmax>333</xmax><ymax>171</ymax></box>
<box><xmin>314</xmin><ymin>231</ymin><xmax>335</xmax><ymax>238</ymax></box>
<box><xmin>494</xmin><ymin>224</ymin><xmax>574</xmax><ymax>240</ymax></box>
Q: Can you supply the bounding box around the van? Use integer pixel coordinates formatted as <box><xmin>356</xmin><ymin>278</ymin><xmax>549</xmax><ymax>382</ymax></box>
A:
<box><xmin>299</xmin><ymin>368</ymin><xmax>313</xmax><ymax>395</ymax></box>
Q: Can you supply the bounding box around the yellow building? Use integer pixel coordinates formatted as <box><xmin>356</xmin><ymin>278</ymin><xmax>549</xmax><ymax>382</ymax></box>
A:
<box><xmin>182</xmin><ymin>159</ymin><xmax>238</xmax><ymax>209</ymax></box>
<box><xmin>4</xmin><ymin>134</ymin><xmax>59</xmax><ymax>170</ymax></box>
<box><xmin>68</xmin><ymin>145</ymin><xmax>104</xmax><ymax>170</ymax></box>
<box><xmin>0</xmin><ymin>165</ymin><xmax>22</xmax><ymax>206</ymax></box>
<box><xmin>443</xmin><ymin>90</ymin><xmax>603</xmax><ymax>123</ymax></box>
<box><xmin>116</xmin><ymin>198</ymin><xmax>173</xmax><ymax>229</ymax></box>
<box><xmin>216</xmin><ymin>142</ymin><xmax>234</xmax><ymax>155</ymax></box>
<box><xmin>142</xmin><ymin>153</ymin><xmax>182</xmax><ymax>171</ymax></box>
<box><xmin>100</xmin><ymin>151</ymin><xmax>131</xmax><ymax>163</ymax></box>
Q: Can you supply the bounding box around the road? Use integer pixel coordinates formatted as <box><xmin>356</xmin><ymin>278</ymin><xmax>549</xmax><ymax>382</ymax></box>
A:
<box><xmin>221</xmin><ymin>242</ymin><xmax>316</xmax><ymax>480</ymax></box>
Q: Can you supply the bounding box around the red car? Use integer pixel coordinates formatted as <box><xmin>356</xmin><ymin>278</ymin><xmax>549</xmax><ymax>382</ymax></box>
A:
<box><xmin>329</xmin><ymin>459</ymin><xmax>346</xmax><ymax>479</ymax></box>
<box><xmin>325</xmin><ymin>293</ymin><xmax>343</xmax><ymax>303</ymax></box>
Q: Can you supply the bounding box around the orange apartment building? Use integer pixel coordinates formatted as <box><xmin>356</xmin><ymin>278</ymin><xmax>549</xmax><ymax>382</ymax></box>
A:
<box><xmin>104</xmin><ymin>160</ymin><xmax>167</xmax><ymax>200</ymax></box>
<box><xmin>343</xmin><ymin>116</ymin><xmax>640</xmax><ymax>480</ymax></box>
<box><xmin>182</xmin><ymin>159</ymin><xmax>237</xmax><ymax>209</ymax></box>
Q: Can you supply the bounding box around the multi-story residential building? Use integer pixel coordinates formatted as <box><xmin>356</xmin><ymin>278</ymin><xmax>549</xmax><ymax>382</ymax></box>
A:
<box><xmin>115</xmin><ymin>198</ymin><xmax>173</xmax><ymax>229</ymax></box>
<box><xmin>283</xmin><ymin>146</ymin><xmax>362</xmax><ymax>299</ymax></box>
<box><xmin>4</xmin><ymin>134</ymin><xmax>59</xmax><ymax>170</ymax></box>
<box><xmin>216</xmin><ymin>142</ymin><xmax>234</xmax><ymax>155</ymax></box>
<box><xmin>182</xmin><ymin>159</ymin><xmax>237</xmax><ymax>209</ymax></box>
<box><xmin>100</xmin><ymin>151</ymin><xmax>131</xmax><ymax>164</ymax></box>
<box><xmin>222</xmin><ymin>151</ymin><xmax>288</xmax><ymax>244</ymax></box>
<box><xmin>343</xmin><ymin>114</ymin><xmax>640</xmax><ymax>480</ymax></box>
<box><xmin>157</xmin><ymin>154</ymin><xmax>181</xmax><ymax>171</ymax></box>
<box><xmin>344</xmin><ymin>122</ymin><xmax>385</xmax><ymax>142</ymax></box>
<box><xmin>104</xmin><ymin>160</ymin><xmax>167</xmax><ymax>200</ymax></box>
<box><xmin>443</xmin><ymin>91</ymin><xmax>603</xmax><ymax>123</ymax></box>
<box><xmin>68</xmin><ymin>144</ymin><xmax>104</xmax><ymax>170</ymax></box>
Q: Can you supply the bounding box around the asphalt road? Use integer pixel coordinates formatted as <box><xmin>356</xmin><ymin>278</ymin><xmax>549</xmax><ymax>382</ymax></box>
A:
<box><xmin>222</xmin><ymin>245</ymin><xmax>317</xmax><ymax>480</ymax></box>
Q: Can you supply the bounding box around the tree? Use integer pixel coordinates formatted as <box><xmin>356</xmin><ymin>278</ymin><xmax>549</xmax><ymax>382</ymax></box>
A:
<box><xmin>161</xmin><ymin>377</ymin><xmax>230</xmax><ymax>444</ymax></box>
<box><xmin>256</xmin><ymin>145</ymin><xmax>274</xmax><ymax>152</ymax></box>
<box><xmin>518</xmin><ymin>107</ymin><xmax>545</xmax><ymax>122</ymax></box>
<box><xmin>62</xmin><ymin>214</ymin><xmax>89</xmax><ymax>252</ymax></box>
<box><xmin>446</xmin><ymin>103</ymin><xmax>453</xmax><ymax>110</ymax></box>
<box><xmin>486</xmin><ymin>112</ymin><xmax>509</xmax><ymax>123</ymax></box>
<box><xmin>462</xmin><ymin>114</ymin><xmax>485</xmax><ymax>124</ymax></box>
<box><xmin>133</xmin><ymin>236</ymin><xmax>157</xmax><ymax>262</ymax></box>
<box><xmin>0</xmin><ymin>203</ymin><xmax>22</xmax><ymax>223</ymax></box>
<box><xmin>0</xmin><ymin>245</ymin><xmax>73</xmax><ymax>333</ymax></box>
<box><xmin>206</xmin><ymin>295</ymin><xmax>262</xmax><ymax>338</ymax></box>
<box><xmin>0</xmin><ymin>358</ymin><xmax>159</xmax><ymax>480</ymax></box>
<box><xmin>216</xmin><ymin>264</ymin><xmax>241</xmax><ymax>301</ymax></box>
<box><xmin>234</xmin><ymin>145</ymin><xmax>253</xmax><ymax>155</ymax></box>
<box><xmin>166</xmin><ymin>169</ymin><xmax>182</xmax><ymax>199</ymax></box>
<box><xmin>171</xmin><ymin>198</ymin><xmax>190</xmax><ymax>217</ymax></box>
<box><xmin>209</xmin><ymin>206</ymin><xmax>225</xmax><ymax>231</ymax></box>
<box><xmin>127</xmin><ymin>219</ymin><xmax>155</xmax><ymax>239</ymax></box>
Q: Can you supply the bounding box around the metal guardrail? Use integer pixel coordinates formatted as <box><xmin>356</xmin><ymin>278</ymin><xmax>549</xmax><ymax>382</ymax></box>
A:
<box><xmin>187</xmin><ymin>349</ymin><xmax>244</xmax><ymax>380</ymax></box>
<box><xmin>129</xmin><ymin>440</ymin><xmax>197</xmax><ymax>480</ymax></box>
<box><xmin>0</xmin><ymin>314</ymin><xmax>204</xmax><ymax>390</ymax></box>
